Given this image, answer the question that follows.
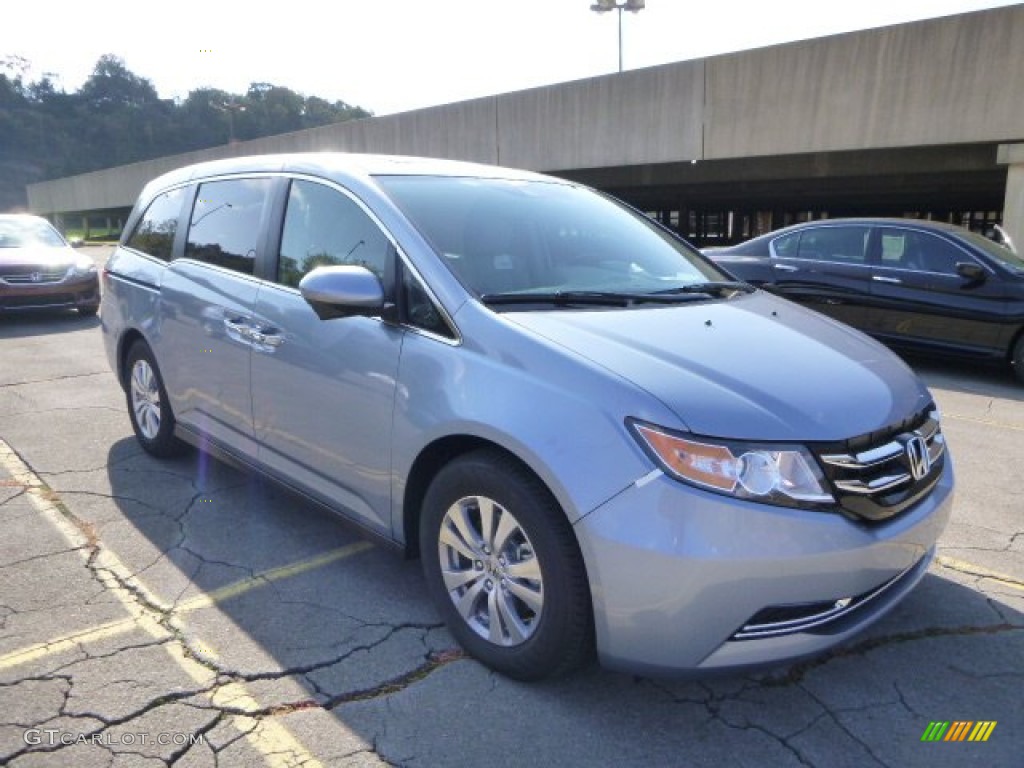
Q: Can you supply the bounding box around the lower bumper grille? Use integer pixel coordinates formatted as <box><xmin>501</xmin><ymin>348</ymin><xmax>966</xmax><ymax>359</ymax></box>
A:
<box><xmin>731</xmin><ymin>560</ymin><xmax>920</xmax><ymax>640</ymax></box>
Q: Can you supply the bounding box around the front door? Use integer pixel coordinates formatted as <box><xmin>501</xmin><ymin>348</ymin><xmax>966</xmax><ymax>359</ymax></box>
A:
<box><xmin>250</xmin><ymin>179</ymin><xmax>403</xmax><ymax>536</ymax></box>
<box><xmin>868</xmin><ymin>227</ymin><xmax>1010</xmax><ymax>357</ymax></box>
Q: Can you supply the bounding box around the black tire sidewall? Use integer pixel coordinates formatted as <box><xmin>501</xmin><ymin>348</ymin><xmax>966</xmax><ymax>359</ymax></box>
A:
<box><xmin>1014</xmin><ymin>335</ymin><xmax>1024</xmax><ymax>385</ymax></box>
<box><xmin>420</xmin><ymin>450</ymin><xmax>591</xmax><ymax>680</ymax></box>
<box><xmin>125</xmin><ymin>341</ymin><xmax>184</xmax><ymax>457</ymax></box>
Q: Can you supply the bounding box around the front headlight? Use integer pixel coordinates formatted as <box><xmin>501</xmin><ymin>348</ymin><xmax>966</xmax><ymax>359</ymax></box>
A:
<box><xmin>70</xmin><ymin>255</ymin><xmax>97</xmax><ymax>275</ymax></box>
<box><xmin>631</xmin><ymin>421</ymin><xmax>834</xmax><ymax>508</ymax></box>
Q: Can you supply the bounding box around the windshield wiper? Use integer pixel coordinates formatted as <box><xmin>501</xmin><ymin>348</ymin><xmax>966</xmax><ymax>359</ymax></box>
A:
<box><xmin>480</xmin><ymin>290</ymin><xmax>709</xmax><ymax>307</ymax></box>
<box><xmin>651</xmin><ymin>281</ymin><xmax>755</xmax><ymax>296</ymax></box>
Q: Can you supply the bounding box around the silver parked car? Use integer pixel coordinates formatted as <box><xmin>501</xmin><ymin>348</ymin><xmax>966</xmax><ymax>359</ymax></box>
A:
<box><xmin>101</xmin><ymin>154</ymin><xmax>953</xmax><ymax>680</ymax></box>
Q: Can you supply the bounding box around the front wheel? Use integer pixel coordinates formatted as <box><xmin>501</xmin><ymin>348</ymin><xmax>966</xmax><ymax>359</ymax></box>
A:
<box><xmin>124</xmin><ymin>341</ymin><xmax>187</xmax><ymax>458</ymax></box>
<box><xmin>420</xmin><ymin>450</ymin><xmax>593</xmax><ymax>680</ymax></box>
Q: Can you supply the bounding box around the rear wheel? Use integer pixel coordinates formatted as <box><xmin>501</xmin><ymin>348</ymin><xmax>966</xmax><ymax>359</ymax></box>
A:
<box><xmin>1013</xmin><ymin>335</ymin><xmax>1024</xmax><ymax>385</ymax></box>
<box><xmin>420</xmin><ymin>450</ymin><xmax>593</xmax><ymax>680</ymax></box>
<box><xmin>125</xmin><ymin>341</ymin><xmax>187</xmax><ymax>458</ymax></box>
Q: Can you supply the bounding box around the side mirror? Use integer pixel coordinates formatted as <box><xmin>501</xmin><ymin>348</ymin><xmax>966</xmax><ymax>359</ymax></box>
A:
<box><xmin>955</xmin><ymin>262</ymin><xmax>986</xmax><ymax>282</ymax></box>
<box><xmin>299</xmin><ymin>265</ymin><xmax>385</xmax><ymax>321</ymax></box>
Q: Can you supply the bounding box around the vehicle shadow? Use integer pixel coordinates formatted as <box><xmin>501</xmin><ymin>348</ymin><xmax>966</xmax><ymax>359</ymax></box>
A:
<box><xmin>0</xmin><ymin>310</ymin><xmax>100</xmax><ymax>339</ymax></box>
<box><xmin>903</xmin><ymin>354</ymin><xmax>1023</xmax><ymax>402</ymax></box>
<box><xmin>103</xmin><ymin>439</ymin><xmax>1024</xmax><ymax>766</ymax></box>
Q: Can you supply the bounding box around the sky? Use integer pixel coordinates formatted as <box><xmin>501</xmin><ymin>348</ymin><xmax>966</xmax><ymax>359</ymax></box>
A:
<box><xmin>4</xmin><ymin>0</ymin><xmax>1020</xmax><ymax>116</ymax></box>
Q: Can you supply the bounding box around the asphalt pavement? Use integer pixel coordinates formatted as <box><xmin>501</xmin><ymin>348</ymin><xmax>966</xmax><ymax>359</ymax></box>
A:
<box><xmin>0</xmin><ymin>245</ymin><xmax>1021</xmax><ymax>767</ymax></box>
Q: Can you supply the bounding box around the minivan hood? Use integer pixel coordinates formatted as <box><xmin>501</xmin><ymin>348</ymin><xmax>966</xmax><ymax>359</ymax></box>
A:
<box><xmin>504</xmin><ymin>292</ymin><xmax>931</xmax><ymax>442</ymax></box>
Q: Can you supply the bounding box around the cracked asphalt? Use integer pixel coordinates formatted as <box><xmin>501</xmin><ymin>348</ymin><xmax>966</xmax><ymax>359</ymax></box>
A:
<box><xmin>1</xmin><ymin>245</ymin><xmax>1021</xmax><ymax>767</ymax></box>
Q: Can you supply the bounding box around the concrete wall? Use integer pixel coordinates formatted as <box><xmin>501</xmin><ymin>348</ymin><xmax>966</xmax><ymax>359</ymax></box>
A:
<box><xmin>27</xmin><ymin>5</ymin><xmax>1024</xmax><ymax>215</ymax></box>
<box><xmin>495</xmin><ymin>61</ymin><xmax>704</xmax><ymax>169</ymax></box>
<box><xmin>705</xmin><ymin>7</ymin><xmax>1024</xmax><ymax>159</ymax></box>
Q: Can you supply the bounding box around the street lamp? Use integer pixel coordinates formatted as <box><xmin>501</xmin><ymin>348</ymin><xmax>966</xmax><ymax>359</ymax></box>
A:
<box><xmin>211</xmin><ymin>99</ymin><xmax>246</xmax><ymax>144</ymax></box>
<box><xmin>590</xmin><ymin>0</ymin><xmax>646</xmax><ymax>73</ymax></box>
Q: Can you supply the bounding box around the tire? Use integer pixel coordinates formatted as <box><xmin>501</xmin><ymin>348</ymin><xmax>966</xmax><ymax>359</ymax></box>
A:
<box><xmin>1013</xmin><ymin>335</ymin><xmax>1024</xmax><ymax>386</ymax></box>
<box><xmin>78</xmin><ymin>304</ymin><xmax>99</xmax><ymax>317</ymax></box>
<box><xmin>420</xmin><ymin>449</ymin><xmax>593</xmax><ymax>680</ymax></box>
<box><xmin>124</xmin><ymin>340</ymin><xmax>187</xmax><ymax>458</ymax></box>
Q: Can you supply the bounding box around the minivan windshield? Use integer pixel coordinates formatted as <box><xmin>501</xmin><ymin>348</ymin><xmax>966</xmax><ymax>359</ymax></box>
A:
<box><xmin>376</xmin><ymin>176</ymin><xmax>731</xmax><ymax>302</ymax></box>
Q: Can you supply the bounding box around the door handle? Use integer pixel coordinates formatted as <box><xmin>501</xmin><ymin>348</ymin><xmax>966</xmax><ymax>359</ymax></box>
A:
<box><xmin>773</xmin><ymin>264</ymin><xmax>799</xmax><ymax>273</ymax></box>
<box><xmin>223</xmin><ymin>316</ymin><xmax>250</xmax><ymax>337</ymax></box>
<box><xmin>250</xmin><ymin>329</ymin><xmax>284</xmax><ymax>347</ymax></box>
<box><xmin>872</xmin><ymin>276</ymin><xmax>902</xmax><ymax>285</ymax></box>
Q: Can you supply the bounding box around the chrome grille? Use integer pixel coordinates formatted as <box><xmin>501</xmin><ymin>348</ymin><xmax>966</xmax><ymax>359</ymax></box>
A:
<box><xmin>1</xmin><ymin>269</ymin><xmax>67</xmax><ymax>284</ymax></box>
<box><xmin>815</xmin><ymin>409</ymin><xmax>944</xmax><ymax>522</ymax></box>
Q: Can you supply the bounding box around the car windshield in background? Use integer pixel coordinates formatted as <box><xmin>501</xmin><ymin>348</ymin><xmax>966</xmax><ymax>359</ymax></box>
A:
<box><xmin>376</xmin><ymin>176</ymin><xmax>725</xmax><ymax>302</ymax></box>
<box><xmin>0</xmin><ymin>219</ymin><xmax>66</xmax><ymax>249</ymax></box>
<box><xmin>956</xmin><ymin>229</ymin><xmax>1024</xmax><ymax>273</ymax></box>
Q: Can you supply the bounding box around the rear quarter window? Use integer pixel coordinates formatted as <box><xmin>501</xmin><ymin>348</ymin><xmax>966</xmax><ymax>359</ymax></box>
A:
<box><xmin>126</xmin><ymin>187</ymin><xmax>186</xmax><ymax>261</ymax></box>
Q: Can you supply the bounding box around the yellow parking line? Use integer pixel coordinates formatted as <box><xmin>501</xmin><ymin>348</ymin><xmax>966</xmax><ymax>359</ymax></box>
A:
<box><xmin>935</xmin><ymin>555</ymin><xmax>1024</xmax><ymax>592</ymax></box>
<box><xmin>176</xmin><ymin>541</ymin><xmax>373</xmax><ymax>613</ymax></box>
<box><xmin>0</xmin><ymin>439</ymin><xmax>360</xmax><ymax>768</ymax></box>
<box><xmin>0</xmin><ymin>540</ymin><xmax>373</xmax><ymax>672</ymax></box>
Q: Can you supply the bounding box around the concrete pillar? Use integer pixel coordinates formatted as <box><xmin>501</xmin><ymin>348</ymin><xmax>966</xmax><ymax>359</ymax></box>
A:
<box><xmin>997</xmin><ymin>144</ymin><xmax>1024</xmax><ymax>252</ymax></box>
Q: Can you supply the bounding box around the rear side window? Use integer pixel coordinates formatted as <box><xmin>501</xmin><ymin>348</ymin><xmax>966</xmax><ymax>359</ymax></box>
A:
<box><xmin>185</xmin><ymin>178</ymin><xmax>272</xmax><ymax>275</ymax></box>
<box><xmin>796</xmin><ymin>226</ymin><xmax>869</xmax><ymax>264</ymax></box>
<box><xmin>126</xmin><ymin>187</ymin><xmax>185</xmax><ymax>261</ymax></box>
<box><xmin>277</xmin><ymin>180</ymin><xmax>390</xmax><ymax>288</ymax></box>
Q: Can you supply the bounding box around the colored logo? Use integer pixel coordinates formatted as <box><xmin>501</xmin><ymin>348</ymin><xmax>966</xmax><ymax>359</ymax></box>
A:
<box><xmin>921</xmin><ymin>721</ymin><xmax>997</xmax><ymax>742</ymax></box>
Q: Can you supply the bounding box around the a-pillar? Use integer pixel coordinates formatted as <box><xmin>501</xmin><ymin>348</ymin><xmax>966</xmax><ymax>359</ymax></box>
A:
<box><xmin>997</xmin><ymin>143</ymin><xmax>1024</xmax><ymax>252</ymax></box>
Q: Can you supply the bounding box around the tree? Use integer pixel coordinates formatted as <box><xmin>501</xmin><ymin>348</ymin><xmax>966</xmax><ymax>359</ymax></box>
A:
<box><xmin>0</xmin><ymin>55</ymin><xmax>373</xmax><ymax>212</ymax></box>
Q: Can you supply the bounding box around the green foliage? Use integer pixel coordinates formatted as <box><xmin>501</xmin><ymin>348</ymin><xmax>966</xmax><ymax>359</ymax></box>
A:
<box><xmin>0</xmin><ymin>55</ymin><xmax>373</xmax><ymax>212</ymax></box>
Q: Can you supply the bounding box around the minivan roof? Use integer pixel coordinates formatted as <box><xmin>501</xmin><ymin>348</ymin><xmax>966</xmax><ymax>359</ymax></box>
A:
<box><xmin>139</xmin><ymin>152</ymin><xmax>555</xmax><ymax>199</ymax></box>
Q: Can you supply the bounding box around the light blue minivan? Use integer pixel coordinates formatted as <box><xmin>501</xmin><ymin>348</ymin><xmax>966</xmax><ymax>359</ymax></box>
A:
<box><xmin>101</xmin><ymin>154</ymin><xmax>953</xmax><ymax>680</ymax></box>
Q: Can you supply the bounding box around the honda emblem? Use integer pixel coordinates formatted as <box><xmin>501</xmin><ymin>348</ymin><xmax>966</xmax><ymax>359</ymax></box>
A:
<box><xmin>905</xmin><ymin>435</ymin><xmax>930</xmax><ymax>481</ymax></box>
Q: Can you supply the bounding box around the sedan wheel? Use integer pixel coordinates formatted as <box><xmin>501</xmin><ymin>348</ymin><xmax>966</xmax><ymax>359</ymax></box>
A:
<box><xmin>1014</xmin><ymin>335</ymin><xmax>1024</xmax><ymax>385</ymax></box>
<box><xmin>421</xmin><ymin>450</ymin><xmax>592</xmax><ymax>680</ymax></box>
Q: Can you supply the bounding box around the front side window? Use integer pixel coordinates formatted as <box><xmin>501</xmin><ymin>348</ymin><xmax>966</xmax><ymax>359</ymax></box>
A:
<box><xmin>185</xmin><ymin>178</ymin><xmax>272</xmax><ymax>275</ymax></box>
<box><xmin>277</xmin><ymin>180</ymin><xmax>389</xmax><ymax>288</ymax></box>
<box><xmin>402</xmin><ymin>267</ymin><xmax>453</xmax><ymax>338</ymax></box>
<box><xmin>796</xmin><ymin>226</ymin><xmax>869</xmax><ymax>264</ymax></box>
<box><xmin>126</xmin><ymin>188</ymin><xmax>185</xmax><ymax>261</ymax></box>
<box><xmin>880</xmin><ymin>228</ymin><xmax>970</xmax><ymax>274</ymax></box>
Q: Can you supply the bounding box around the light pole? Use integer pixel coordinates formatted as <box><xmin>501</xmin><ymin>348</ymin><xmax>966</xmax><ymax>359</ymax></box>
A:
<box><xmin>211</xmin><ymin>99</ymin><xmax>246</xmax><ymax>144</ymax></box>
<box><xmin>590</xmin><ymin>0</ymin><xmax>646</xmax><ymax>73</ymax></box>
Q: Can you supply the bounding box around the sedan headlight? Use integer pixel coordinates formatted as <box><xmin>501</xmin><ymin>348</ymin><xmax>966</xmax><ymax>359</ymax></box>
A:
<box><xmin>631</xmin><ymin>421</ymin><xmax>834</xmax><ymax>508</ymax></box>
<box><xmin>70</xmin><ymin>255</ymin><xmax>97</xmax><ymax>275</ymax></box>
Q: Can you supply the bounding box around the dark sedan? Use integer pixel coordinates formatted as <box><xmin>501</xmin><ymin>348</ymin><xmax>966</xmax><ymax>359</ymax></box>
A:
<box><xmin>0</xmin><ymin>215</ymin><xmax>100</xmax><ymax>316</ymax></box>
<box><xmin>707</xmin><ymin>218</ymin><xmax>1024</xmax><ymax>383</ymax></box>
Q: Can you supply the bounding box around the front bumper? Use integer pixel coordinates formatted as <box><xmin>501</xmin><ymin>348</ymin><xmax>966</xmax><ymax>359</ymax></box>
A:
<box><xmin>573</xmin><ymin>458</ymin><xmax>954</xmax><ymax>676</ymax></box>
<box><xmin>0</xmin><ymin>272</ymin><xmax>100</xmax><ymax>312</ymax></box>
